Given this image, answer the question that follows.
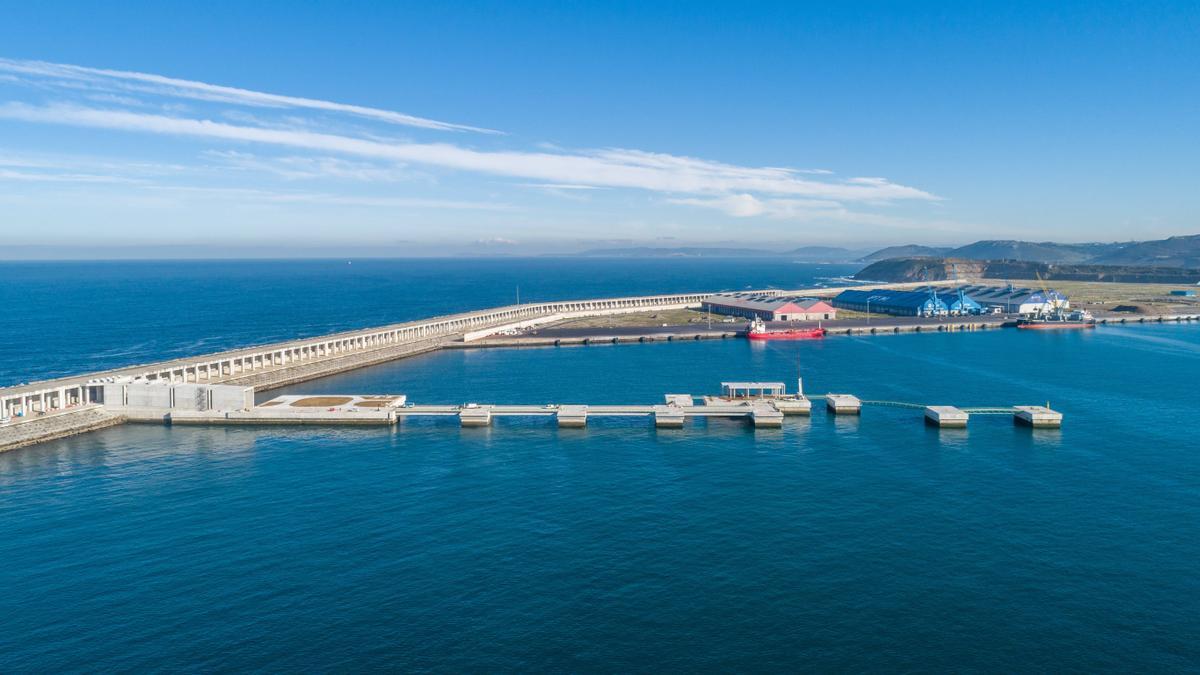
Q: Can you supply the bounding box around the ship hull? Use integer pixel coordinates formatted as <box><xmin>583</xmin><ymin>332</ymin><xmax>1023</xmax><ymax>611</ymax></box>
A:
<box><xmin>747</xmin><ymin>328</ymin><xmax>826</xmax><ymax>340</ymax></box>
<box><xmin>1016</xmin><ymin>321</ymin><xmax>1095</xmax><ymax>330</ymax></box>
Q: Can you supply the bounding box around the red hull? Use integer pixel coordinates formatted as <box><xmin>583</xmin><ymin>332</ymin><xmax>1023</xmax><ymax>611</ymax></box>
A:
<box><xmin>747</xmin><ymin>328</ymin><xmax>826</xmax><ymax>340</ymax></box>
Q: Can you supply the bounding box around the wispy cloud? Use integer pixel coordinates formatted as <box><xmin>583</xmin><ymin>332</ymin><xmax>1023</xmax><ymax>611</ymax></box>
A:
<box><xmin>140</xmin><ymin>184</ymin><xmax>513</xmax><ymax>211</ymax></box>
<box><xmin>0</xmin><ymin>167</ymin><xmax>142</xmax><ymax>184</ymax></box>
<box><xmin>0</xmin><ymin>102</ymin><xmax>938</xmax><ymax>203</ymax></box>
<box><xmin>0</xmin><ymin>57</ymin><xmax>499</xmax><ymax>134</ymax></box>
<box><xmin>0</xmin><ymin>57</ymin><xmax>952</xmax><ymax>239</ymax></box>
<box><xmin>201</xmin><ymin>150</ymin><xmax>415</xmax><ymax>182</ymax></box>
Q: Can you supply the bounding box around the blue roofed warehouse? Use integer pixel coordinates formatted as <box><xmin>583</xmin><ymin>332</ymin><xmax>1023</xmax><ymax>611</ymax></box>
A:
<box><xmin>833</xmin><ymin>289</ymin><xmax>950</xmax><ymax>317</ymax></box>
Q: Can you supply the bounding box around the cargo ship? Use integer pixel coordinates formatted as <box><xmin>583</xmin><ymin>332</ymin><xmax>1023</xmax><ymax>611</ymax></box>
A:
<box><xmin>746</xmin><ymin>317</ymin><xmax>826</xmax><ymax>340</ymax></box>
<box><xmin>1017</xmin><ymin>309</ymin><xmax>1096</xmax><ymax>329</ymax></box>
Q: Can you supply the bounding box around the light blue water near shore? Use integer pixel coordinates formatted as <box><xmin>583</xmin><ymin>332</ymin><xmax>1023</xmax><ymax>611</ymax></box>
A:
<box><xmin>1</xmin><ymin>261</ymin><xmax>1198</xmax><ymax>671</ymax></box>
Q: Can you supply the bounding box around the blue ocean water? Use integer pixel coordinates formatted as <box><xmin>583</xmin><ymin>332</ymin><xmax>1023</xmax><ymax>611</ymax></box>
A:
<box><xmin>1</xmin><ymin>260</ymin><xmax>1198</xmax><ymax>671</ymax></box>
<box><xmin>0</xmin><ymin>258</ymin><xmax>858</xmax><ymax>386</ymax></box>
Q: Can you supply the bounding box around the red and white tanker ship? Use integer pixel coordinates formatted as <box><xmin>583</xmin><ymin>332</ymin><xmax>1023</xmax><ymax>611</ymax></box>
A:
<box><xmin>746</xmin><ymin>317</ymin><xmax>826</xmax><ymax>340</ymax></box>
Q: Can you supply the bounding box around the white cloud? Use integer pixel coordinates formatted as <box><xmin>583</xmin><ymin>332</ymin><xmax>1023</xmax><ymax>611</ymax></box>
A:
<box><xmin>0</xmin><ymin>168</ymin><xmax>142</xmax><ymax>184</ymax></box>
<box><xmin>0</xmin><ymin>102</ymin><xmax>938</xmax><ymax>203</ymax></box>
<box><xmin>201</xmin><ymin>150</ymin><xmax>414</xmax><ymax>182</ymax></box>
<box><xmin>0</xmin><ymin>57</ymin><xmax>499</xmax><ymax>134</ymax></box>
<box><xmin>138</xmin><ymin>184</ymin><xmax>513</xmax><ymax>210</ymax></box>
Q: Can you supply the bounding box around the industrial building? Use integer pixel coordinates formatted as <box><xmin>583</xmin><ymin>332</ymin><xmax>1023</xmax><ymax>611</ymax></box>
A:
<box><xmin>832</xmin><ymin>289</ymin><xmax>950</xmax><ymax>317</ymax></box>
<box><xmin>834</xmin><ymin>285</ymin><xmax>1069</xmax><ymax>317</ymax></box>
<box><xmin>702</xmin><ymin>293</ymin><xmax>837</xmax><ymax>321</ymax></box>
<box><xmin>956</xmin><ymin>285</ymin><xmax>1069</xmax><ymax>314</ymax></box>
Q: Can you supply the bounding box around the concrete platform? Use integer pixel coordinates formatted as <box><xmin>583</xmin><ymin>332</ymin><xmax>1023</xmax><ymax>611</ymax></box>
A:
<box><xmin>1014</xmin><ymin>405</ymin><xmax>1063</xmax><ymax>428</ymax></box>
<box><xmin>459</xmin><ymin>405</ymin><xmax>494</xmax><ymax>427</ymax></box>
<box><xmin>663</xmin><ymin>394</ymin><xmax>694</xmax><ymax>407</ymax></box>
<box><xmin>771</xmin><ymin>397</ymin><xmax>812</xmax><ymax>416</ymax></box>
<box><xmin>825</xmin><ymin>394</ymin><xmax>862</xmax><ymax>415</ymax></box>
<box><xmin>925</xmin><ymin>405</ymin><xmax>969</xmax><ymax>427</ymax></box>
<box><xmin>653</xmin><ymin>405</ymin><xmax>686</xmax><ymax>428</ymax></box>
<box><xmin>169</xmin><ymin>408</ymin><xmax>395</xmax><ymax>425</ymax></box>
<box><xmin>751</xmin><ymin>402</ymin><xmax>784</xmax><ymax>428</ymax></box>
<box><xmin>556</xmin><ymin>405</ymin><xmax>588</xmax><ymax>428</ymax></box>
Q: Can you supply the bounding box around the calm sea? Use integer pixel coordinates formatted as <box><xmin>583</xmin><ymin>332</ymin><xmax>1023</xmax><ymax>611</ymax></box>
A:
<box><xmin>1</xmin><ymin>259</ymin><xmax>1197</xmax><ymax>671</ymax></box>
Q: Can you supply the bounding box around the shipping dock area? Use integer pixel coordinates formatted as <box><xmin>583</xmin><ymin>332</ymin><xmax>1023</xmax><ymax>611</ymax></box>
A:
<box><xmin>75</xmin><ymin>379</ymin><xmax>1062</xmax><ymax>432</ymax></box>
<box><xmin>5</xmin><ymin>279</ymin><xmax>1175</xmax><ymax>452</ymax></box>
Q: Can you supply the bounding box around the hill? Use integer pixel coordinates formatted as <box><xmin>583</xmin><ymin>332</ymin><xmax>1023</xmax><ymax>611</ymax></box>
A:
<box><xmin>855</xmin><ymin>257</ymin><xmax>1200</xmax><ymax>284</ymax></box>
<box><xmin>858</xmin><ymin>245</ymin><xmax>951</xmax><ymax>263</ymax></box>
<box><xmin>1088</xmin><ymin>234</ymin><xmax>1200</xmax><ymax>268</ymax></box>
<box><xmin>946</xmin><ymin>240</ymin><xmax>1123</xmax><ymax>264</ymax></box>
<box><xmin>859</xmin><ymin>235</ymin><xmax>1199</xmax><ymax>266</ymax></box>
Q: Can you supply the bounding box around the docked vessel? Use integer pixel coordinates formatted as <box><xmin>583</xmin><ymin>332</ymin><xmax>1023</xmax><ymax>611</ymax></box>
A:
<box><xmin>1017</xmin><ymin>309</ymin><xmax>1096</xmax><ymax>329</ymax></box>
<box><xmin>1017</xmin><ymin>273</ymin><xmax>1095</xmax><ymax>329</ymax></box>
<box><xmin>746</xmin><ymin>317</ymin><xmax>826</xmax><ymax>340</ymax></box>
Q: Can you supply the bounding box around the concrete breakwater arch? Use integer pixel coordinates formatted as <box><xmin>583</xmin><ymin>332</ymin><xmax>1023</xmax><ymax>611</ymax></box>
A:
<box><xmin>1</xmin><ymin>291</ymin><xmax>713</xmax><ymax>423</ymax></box>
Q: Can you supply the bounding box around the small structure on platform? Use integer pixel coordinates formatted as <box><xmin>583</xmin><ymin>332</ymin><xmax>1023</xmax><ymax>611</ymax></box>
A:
<box><xmin>711</xmin><ymin>380</ymin><xmax>811</xmax><ymax>415</ymax></box>
<box><xmin>825</xmin><ymin>394</ymin><xmax>862</xmax><ymax>415</ymax></box>
<box><xmin>1013</xmin><ymin>405</ymin><xmax>1063</xmax><ymax>428</ymax></box>
<box><xmin>557</xmin><ymin>405</ymin><xmax>588</xmax><ymax>428</ymax></box>
<box><xmin>924</xmin><ymin>405</ymin><xmax>969</xmax><ymax>427</ymax></box>
<box><xmin>721</xmin><ymin>382</ymin><xmax>786</xmax><ymax>398</ymax></box>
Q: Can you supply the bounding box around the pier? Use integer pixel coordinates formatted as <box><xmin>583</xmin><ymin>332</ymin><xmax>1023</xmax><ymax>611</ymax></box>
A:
<box><xmin>61</xmin><ymin>381</ymin><xmax>1063</xmax><ymax>434</ymax></box>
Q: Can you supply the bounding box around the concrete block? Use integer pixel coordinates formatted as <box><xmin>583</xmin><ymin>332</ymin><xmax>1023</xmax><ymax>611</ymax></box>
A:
<box><xmin>125</xmin><ymin>383</ymin><xmax>172</xmax><ymax>409</ymax></box>
<box><xmin>751</xmin><ymin>403</ymin><xmax>784</xmax><ymax>428</ymax></box>
<box><xmin>459</xmin><ymin>405</ymin><xmax>493</xmax><ymax>427</ymax></box>
<box><xmin>653</xmin><ymin>405</ymin><xmax>685</xmax><ymax>428</ymax></box>
<box><xmin>1014</xmin><ymin>406</ymin><xmax>1062</xmax><ymax>428</ymax></box>
<box><xmin>925</xmin><ymin>405</ymin><xmax>969</xmax><ymax>427</ymax></box>
<box><xmin>557</xmin><ymin>405</ymin><xmax>588</xmax><ymax>428</ymax></box>
<box><xmin>172</xmin><ymin>384</ymin><xmax>209</xmax><ymax>411</ymax></box>
<box><xmin>825</xmin><ymin>394</ymin><xmax>862</xmax><ymax>415</ymax></box>
<box><xmin>209</xmin><ymin>385</ymin><xmax>254</xmax><ymax>412</ymax></box>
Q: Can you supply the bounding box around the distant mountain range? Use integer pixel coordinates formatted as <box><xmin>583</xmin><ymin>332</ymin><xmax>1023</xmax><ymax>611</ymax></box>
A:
<box><xmin>572</xmin><ymin>234</ymin><xmax>1200</xmax><ymax>268</ymax></box>
<box><xmin>856</xmin><ymin>257</ymin><xmax>1200</xmax><ymax>285</ymax></box>
<box><xmin>858</xmin><ymin>235</ymin><xmax>1200</xmax><ymax>268</ymax></box>
<box><xmin>572</xmin><ymin>245</ymin><xmax>870</xmax><ymax>262</ymax></box>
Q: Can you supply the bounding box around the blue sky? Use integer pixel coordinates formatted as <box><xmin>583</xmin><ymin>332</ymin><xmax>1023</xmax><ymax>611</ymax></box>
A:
<box><xmin>1</xmin><ymin>1</ymin><xmax>1197</xmax><ymax>255</ymax></box>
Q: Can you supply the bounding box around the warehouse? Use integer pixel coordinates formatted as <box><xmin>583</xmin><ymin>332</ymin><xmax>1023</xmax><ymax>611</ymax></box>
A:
<box><xmin>702</xmin><ymin>293</ymin><xmax>837</xmax><ymax>321</ymax></box>
<box><xmin>956</xmin><ymin>285</ymin><xmax>1069</xmax><ymax>314</ymax></box>
<box><xmin>832</xmin><ymin>289</ymin><xmax>949</xmax><ymax>317</ymax></box>
<box><xmin>938</xmin><ymin>289</ymin><xmax>983</xmax><ymax>314</ymax></box>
